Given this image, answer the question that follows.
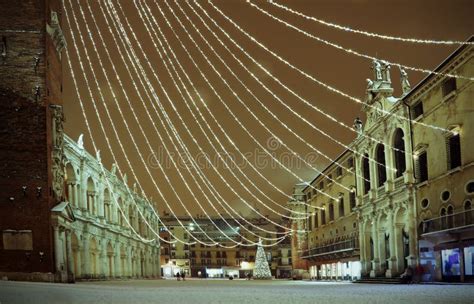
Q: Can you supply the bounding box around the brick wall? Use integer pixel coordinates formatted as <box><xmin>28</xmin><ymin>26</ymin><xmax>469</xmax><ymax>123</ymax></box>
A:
<box><xmin>0</xmin><ymin>0</ymin><xmax>62</xmax><ymax>277</ymax></box>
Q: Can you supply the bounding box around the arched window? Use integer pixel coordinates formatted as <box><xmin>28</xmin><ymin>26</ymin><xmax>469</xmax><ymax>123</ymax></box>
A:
<box><xmin>375</xmin><ymin>144</ymin><xmax>387</xmax><ymax>187</ymax></box>
<box><xmin>393</xmin><ymin>129</ymin><xmax>406</xmax><ymax>178</ymax></box>
<box><xmin>362</xmin><ymin>154</ymin><xmax>371</xmax><ymax>194</ymax></box>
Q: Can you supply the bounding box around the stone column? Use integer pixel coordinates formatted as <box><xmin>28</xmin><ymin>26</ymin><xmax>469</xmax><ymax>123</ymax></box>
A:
<box><xmin>67</xmin><ymin>183</ymin><xmax>73</xmax><ymax>205</ymax></box>
<box><xmin>92</xmin><ymin>193</ymin><xmax>97</xmax><ymax>216</ymax></box>
<box><xmin>371</xmin><ymin>220</ymin><xmax>381</xmax><ymax>277</ymax></box>
<box><xmin>100</xmin><ymin>241</ymin><xmax>107</xmax><ymax>278</ymax></box>
<box><xmin>128</xmin><ymin>248</ymin><xmax>133</xmax><ymax>278</ymax></box>
<box><xmin>387</xmin><ymin>211</ymin><xmax>397</xmax><ymax>278</ymax></box>
<box><xmin>83</xmin><ymin>235</ymin><xmax>90</xmax><ymax>277</ymax></box>
<box><xmin>65</xmin><ymin>229</ymin><xmax>75</xmax><ymax>282</ymax></box>
<box><xmin>365</xmin><ymin>227</ymin><xmax>372</xmax><ymax>275</ymax></box>
<box><xmin>115</xmin><ymin>242</ymin><xmax>121</xmax><ymax>278</ymax></box>
<box><xmin>53</xmin><ymin>226</ymin><xmax>62</xmax><ymax>273</ymax></box>
<box><xmin>403</xmin><ymin>123</ymin><xmax>414</xmax><ymax>183</ymax></box>
<box><xmin>378</xmin><ymin>226</ymin><xmax>387</xmax><ymax>275</ymax></box>
<box><xmin>98</xmin><ymin>190</ymin><xmax>105</xmax><ymax>222</ymax></box>
<box><xmin>355</xmin><ymin>156</ymin><xmax>364</xmax><ymax>198</ymax></box>
<box><xmin>407</xmin><ymin>202</ymin><xmax>418</xmax><ymax>267</ymax></box>
<box><xmin>384</xmin><ymin>144</ymin><xmax>395</xmax><ymax>192</ymax></box>
<box><xmin>359</xmin><ymin>221</ymin><xmax>367</xmax><ymax>275</ymax></box>
<box><xmin>394</xmin><ymin>223</ymin><xmax>405</xmax><ymax>274</ymax></box>
<box><xmin>74</xmin><ymin>184</ymin><xmax>80</xmax><ymax>210</ymax></box>
<box><xmin>75</xmin><ymin>245</ymin><xmax>82</xmax><ymax>279</ymax></box>
<box><xmin>81</xmin><ymin>175</ymin><xmax>88</xmax><ymax>211</ymax></box>
<box><xmin>369</xmin><ymin>149</ymin><xmax>378</xmax><ymax>198</ymax></box>
<box><xmin>86</xmin><ymin>192</ymin><xmax>91</xmax><ymax>214</ymax></box>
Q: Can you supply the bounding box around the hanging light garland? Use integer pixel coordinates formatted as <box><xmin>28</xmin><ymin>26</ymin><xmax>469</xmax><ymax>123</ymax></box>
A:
<box><xmin>267</xmin><ymin>0</ymin><xmax>474</xmax><ymax>46</ymax></box>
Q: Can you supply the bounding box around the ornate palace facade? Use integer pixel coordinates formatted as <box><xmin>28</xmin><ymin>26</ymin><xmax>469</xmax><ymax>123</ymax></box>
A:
<box><xmin>290</xmin><ymin>38</ymin><xmax>473</xmax><ymax>282</ymax></box>
<box><xmin>53</xmin><ymin>134</ymin><xmax>161</xmax><ymax>282</ymax></box>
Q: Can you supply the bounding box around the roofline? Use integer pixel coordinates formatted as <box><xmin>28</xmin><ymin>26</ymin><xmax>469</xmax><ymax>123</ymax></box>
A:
<box><xmin>303</xmin><ymin>148</ymin><xmax>353</xmax><ymax>192</ymax></box>
<box><xmin>403</xmin><ymin>35</ymin><xmax>474</xmax><ymax>100</ymax></box>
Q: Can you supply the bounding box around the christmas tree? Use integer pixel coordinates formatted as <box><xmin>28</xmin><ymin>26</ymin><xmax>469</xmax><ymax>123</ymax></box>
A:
<box><xmin>253</xmin><ymin>238</ymin><xmax>272</xmax><ymax>279</ymax></box>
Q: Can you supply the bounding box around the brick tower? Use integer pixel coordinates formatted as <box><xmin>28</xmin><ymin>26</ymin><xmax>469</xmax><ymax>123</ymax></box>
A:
<box><xmin>0</xmin><ymin>0</ymin><xmax>65</xmax><ymax>281</ymax></box>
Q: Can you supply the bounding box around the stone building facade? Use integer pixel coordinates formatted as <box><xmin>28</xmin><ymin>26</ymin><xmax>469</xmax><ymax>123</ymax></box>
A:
<box><xmin>57</xmin><ymin>134</ymin><xmax>161</xmax><ymax>282</ymax></box>
<box><xmin>0</xmin><ymin>0</ymin><xmax>65</xmax><ymax>282</ymax></box>
<box><xmin>354</xmin><ymin>60</ymin><xmax>418</xmax><ymax>279</ymax></box>
<box><xmin>0</xmin><ymin>0</ymin><xmax>160</xmax><ymax>282</ymax></box>
<box><xmin>407</xmin><ymin>41</ymin><xmax>473</xmax><ymax>282</ymax></box>
<box><xmin>290</xmin><ymin>39</ymin><xmax>473</xmax><ymax>282</ymax></box>
<box><xmin>301</xmin><ymin>150</ymin><xmax>360</xmax><ymax>280</ymax></box>
<box><xmin>160</xmin><ymin>216</ymin><xmax>292</xmax><ymax>279</ymax></box>
<box><xmin>288</xmin><ymin>183</ymin><xmax>309</xmax><ymax>279</ymax></box>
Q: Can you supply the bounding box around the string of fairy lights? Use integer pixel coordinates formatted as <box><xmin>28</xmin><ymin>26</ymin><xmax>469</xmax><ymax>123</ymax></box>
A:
<box><xmin>77</xmin><ymin>0</ymin><xmax>291</xmax><ymax>247</ymax></box>
<box><xmin>112</xmin><ymin>0</ymin><xmax>298</xmax><ymax>242</ymax></box>
<box><xmin>149</xmin><ymin>0</ymin><xmax>344</xmax><ymax>203</ymax></box>
<box><xmin>245</xmin><ymin>0</ymin><xmax>474</xmax><ymax>81</ymax></box>
<box><xmin>183</xmin><ymin>0</ymin><xmax>383</xmax><ymax>186</ymax></box>
<box><xmin>95</xmin><ymin>0</ymin><xmax>292</xmax><ymax>246</ymax></box>
<box><xmin>64</xmin><ymin>1</ymin><xmax>159</xmax><ymax>245</ymax></box>
<box><xmin>162</xmin><ymin>0</ymin><xmax>365</xmax><ymax>193</ymax></box>
<box><xmin>206</xmin><ymin>1</ymin><xmax>456</xmax><ymax>136</ymax></box>
<box><xmin>135</xmin><ymin>0</ymin><xmax>310</xmax><ymax>222</ymax></box>
<box><xmin>63</xmin><ymin>0</ymin><xmax>472</xmax><ymax>247</ymax></box>
<box><xmin>107</xmin><ymin>0</ymin><xmax>292</xmax><ymax>241</ymax></box>
<box><xmin>267</xmin><ymin>0</ymin><xmax>474</xmax><ymax>46</ymax></box>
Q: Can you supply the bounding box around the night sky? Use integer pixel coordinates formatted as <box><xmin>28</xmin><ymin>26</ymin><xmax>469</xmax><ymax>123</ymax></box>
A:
<box><xmin>62</xmin><ymin>0</ymin><xmax>473</xmax><ymax>218</ymax></box>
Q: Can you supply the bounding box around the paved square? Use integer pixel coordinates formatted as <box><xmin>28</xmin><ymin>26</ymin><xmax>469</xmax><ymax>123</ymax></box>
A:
<box><xmin>1</xmin><ymin>279</ymin><xmax>473</xmax><ymax>304</ymax></box>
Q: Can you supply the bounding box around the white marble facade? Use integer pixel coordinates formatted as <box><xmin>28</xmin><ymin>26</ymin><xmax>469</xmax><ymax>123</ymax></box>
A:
<box><xmin>51</xmin><ymin>134</ymin><xmax>160</xmax><ymax>282</ymax></box>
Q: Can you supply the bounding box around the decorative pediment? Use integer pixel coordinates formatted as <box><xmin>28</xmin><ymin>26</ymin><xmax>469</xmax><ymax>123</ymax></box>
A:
<box><xmin>51</xmin><ymin>201</ymin><xmax>76</xmax><ymax>222</ymax></box>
